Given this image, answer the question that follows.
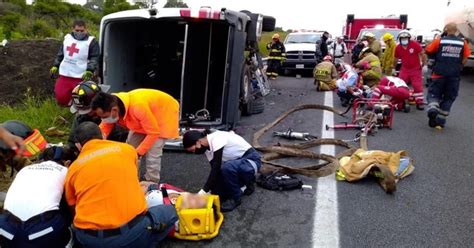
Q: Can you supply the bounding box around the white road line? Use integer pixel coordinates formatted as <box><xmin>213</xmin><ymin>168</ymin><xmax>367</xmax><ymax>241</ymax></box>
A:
<box><xmin>313</xmin><ymin>91</ymin><xmax>339</xmax><ymax>248</ymax></box>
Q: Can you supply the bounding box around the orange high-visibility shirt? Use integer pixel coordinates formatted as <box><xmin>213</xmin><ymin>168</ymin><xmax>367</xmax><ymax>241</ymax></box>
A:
<box><xmin>64</xmin><ymin>139</ymin><xmax>147</xmax><ymax>230</ymax></box>
<box><xmin>100</xmin><ymin>89</ymin><xmax>179</xmax><ymax>155</ymax></box>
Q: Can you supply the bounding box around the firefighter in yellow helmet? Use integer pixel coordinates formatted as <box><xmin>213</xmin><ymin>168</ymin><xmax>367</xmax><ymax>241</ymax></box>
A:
<box><xmin>363</xmin><ymin>32</ymin><xmax>382</xmax><ymax>60</ymax></box>
<box><xmin>266</xmin><ymin>33</ymin><xmax>286</xmax><ymax>80</ymax></box>
<box><xmin>382</xmin><ymin>33</ymin><xmax>397</xmax><ymax>75</ymax></box>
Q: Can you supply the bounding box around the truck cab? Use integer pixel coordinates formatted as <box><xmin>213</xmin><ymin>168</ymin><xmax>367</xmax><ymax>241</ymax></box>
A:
<box><xmin>343</xmin><ymin>14</ymin><xmax>407</xmax><ymax>51</ymax></box>
<box><xmin>98</xmin><ymin>6</ymin><xmax>275</xmax><ymax>141</ymax></box>
<box><xmin>281</xmin><ymin>31</ymin><xmax>323</xmax><ymax>73</ymax></box>
<box><xmin>357</xmin><ymin>27</ymin><xmax>402</xmax><ymax>51</ymax></box>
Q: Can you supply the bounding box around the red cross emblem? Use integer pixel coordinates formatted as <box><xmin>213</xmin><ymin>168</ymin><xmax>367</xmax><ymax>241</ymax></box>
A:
<box><xmin>66</xmin><ymin>43</ymin><xmax>80</xmax><ymax>57</ymax></box>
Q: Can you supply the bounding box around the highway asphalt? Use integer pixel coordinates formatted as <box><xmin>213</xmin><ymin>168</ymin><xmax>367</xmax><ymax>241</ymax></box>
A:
<box><xmin>160</xmin><ymin>71</ymin><xmax>474</xmax><ymax>248</ymax></box>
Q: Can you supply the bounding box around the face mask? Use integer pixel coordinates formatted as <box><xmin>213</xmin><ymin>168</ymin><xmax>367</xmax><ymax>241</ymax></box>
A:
<box><xmin>101</xmin><ymin>115</ymin><xmax>119</xmax><ymax>124</ymax></box>
<box><xmin>74</xmin><ymin>31</ymin><xmax>87</xmax><ymax>40</ymax></box>
<box><xmin>194</xmin><ymin>146</ymin><xmax>208</xmax><ymax>154</ymax></box>
<box><xmin>400</xmin><ymin>39</ymin><xmax>409</xmax><ymax>46</ymax></box>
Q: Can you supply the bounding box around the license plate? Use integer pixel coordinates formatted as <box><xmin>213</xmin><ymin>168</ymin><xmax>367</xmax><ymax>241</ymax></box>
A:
<box><xmin>295</xmin><ymin>64</ymin><xmax>304</xmax><ymax>69</ymax></box>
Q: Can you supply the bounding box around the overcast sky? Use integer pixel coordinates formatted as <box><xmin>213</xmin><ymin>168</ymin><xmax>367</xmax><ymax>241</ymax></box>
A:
<box><xmin>41</xmin><ymin>0</ymin><xmax>455</xmax><ymax>35</ymax></box>
<box><xmin>184</xmin><ymin>0</ymin><xmax>449</xmax><ymax>35</ymax></box>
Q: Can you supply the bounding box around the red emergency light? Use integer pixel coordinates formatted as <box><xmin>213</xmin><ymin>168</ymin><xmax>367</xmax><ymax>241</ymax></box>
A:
<box><xmin>180</xmin><ymin>7</ymin><xmax>222</xmax><ymax>20</ymax></box>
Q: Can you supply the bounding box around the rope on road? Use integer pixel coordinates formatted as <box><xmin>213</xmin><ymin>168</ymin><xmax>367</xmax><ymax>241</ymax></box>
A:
<box><xmin>252</xmin><ymin>104</ymin><xmax>369</xmax><ymax>178</ymax></box>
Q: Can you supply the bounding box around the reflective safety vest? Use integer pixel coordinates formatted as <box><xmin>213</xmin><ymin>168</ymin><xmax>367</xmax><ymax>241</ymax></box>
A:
<box><xmin>433</xmin><ymin>36</ymin><xmax>464</xmax><ymax>77</ymax></box>
<box><xmin>59</xmin><ymin>34</ymin><xmax>94</xmax><ymax>78</ymax></box>
<box><xmin>266</xmin><ymin>41</ymin><xmax>286</xmax><ymax>60</ymax></box>
<box><xmin>23</xmin><ymin>129</ymin><xmax>47</xmax><ymax>157</ymax></box>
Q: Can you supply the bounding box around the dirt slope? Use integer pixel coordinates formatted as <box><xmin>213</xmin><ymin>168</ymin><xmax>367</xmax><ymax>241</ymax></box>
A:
<box><xmin>0</xmin><ymin>39</ymin><xmax>61</xmax><ymax>105</ymax></box>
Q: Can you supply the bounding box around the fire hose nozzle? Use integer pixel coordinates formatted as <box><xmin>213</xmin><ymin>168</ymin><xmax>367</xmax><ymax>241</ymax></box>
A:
<box><xmin>273</xmin><ymin>129</ymin><xmax>317</xmax><ymax>141</ymax></box>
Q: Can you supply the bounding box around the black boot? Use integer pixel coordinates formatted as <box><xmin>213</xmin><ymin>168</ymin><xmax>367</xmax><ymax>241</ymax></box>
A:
<box><xmin>428</xmin><ymin>109</ymin><xmax>438</xmax><ymax>128</ymax></box>
<box><xmin>221</xmin><ymin>198</ymin><xmax>241</xmax><ymax>212</ymax></box>
<box><xmin>243</xmin><ymin>183</ymin><xmax>255</xmax><ymax>196</ymax></box>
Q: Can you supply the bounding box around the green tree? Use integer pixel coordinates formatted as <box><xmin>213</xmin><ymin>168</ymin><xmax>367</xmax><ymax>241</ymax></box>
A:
<box><xmin>84</xmin><ymin>0</ymin><xmax>104</xmax><ymax>12</ymax></box>
<box><xmin>274</xmin><ymin>27</ymin><xmax>284</xmax><ymax>32</ymax></box>
<box><xmin>164</xmin><ymin>0</ymin><xmax>188</xmax><ymax>8</ymax></box>
<box><xmin>31</xmin><ymin>19</ymin><xmax>56</xmax><ymax>38</ymax></box>
<box><xmin>3</xmin><ymin>0</ymin><xmax>27</xmax><ymax>10</ymax></box>
<box><xmin>0</xmin><ymin>11</ymin><xmax>21</xmax><ymax>39</ymax></box>
<box><xmin>104</xmin><ymin>0</ymin><xmax>138</xmax><ymax>15</ymax></box>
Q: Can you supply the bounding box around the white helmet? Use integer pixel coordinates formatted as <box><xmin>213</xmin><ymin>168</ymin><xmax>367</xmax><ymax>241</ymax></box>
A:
<box><xmin>145</xmin><ymin>190</ymin><xmax>164</xmax><ymax>208</ymax></box>
<box><xmin>397</xmin><ymin>30</ymin><xmax>412</xmax><ymax>39</ymax></box>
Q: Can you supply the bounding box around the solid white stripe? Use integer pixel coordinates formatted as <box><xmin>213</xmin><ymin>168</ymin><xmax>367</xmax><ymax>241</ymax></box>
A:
<box><xmin>440</xmin><ymin>39</ymin><xmax>464</xmax><ymax>46</ymax></box>
<box><xmin>28</xmin><ymin>227</ymin><xmax>54</xmax><ymax>240</ymax></box>
<box><xmin>313</xmin><ymin>91</ymin><xmax>339</xmax><ymax>248</ymax></box>
<box><xmin>0</xmin><ymin>228</ymin><xmax>14</xmax><ymax>240</ymax></box>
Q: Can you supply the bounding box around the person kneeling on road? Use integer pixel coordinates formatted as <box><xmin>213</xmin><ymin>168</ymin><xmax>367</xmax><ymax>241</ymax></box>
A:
<box><xmin>0</xmin><ymin>145</ymin><xmax>77</xmax><ymax>248</ymax></box>
<box><xmin>182</xmin><ymin>130</ymin><xmax>261</xmax><ymax>212</ymax></box>
<box><xmin>313</xmin><ymin>55</ymin><xmax>338</xmax><ymax>91</ymax></box>
<box><xmin>370</xmin><ymin>76</ymin><xmax>410</xmax><ymax>112</ymax></box>
<box><xmin>356</xmin><ymin>47</ymin><xmax>382</xmax><ymax>88</ymax></box>
<box><xmin>90</xmin><ymin>89</ymin><xmax>180</xmax><ymax>183</ymax></box>
<box><xmin>336</xmin><ymin>63</ymin><xmax>359</xmax><ymax>107</ymax></box>
<box><xmin>65</xmin><ymin>122</ymin><xmax>177</xmax><ymax>248</ymax></box>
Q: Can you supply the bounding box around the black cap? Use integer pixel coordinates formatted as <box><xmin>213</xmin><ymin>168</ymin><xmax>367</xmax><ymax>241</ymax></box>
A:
<box><xmin>73</xmin><ymin>122</ymin><xmax>103</xmax><ymax>145</ymax></box>
<box><xmin>182</xmin><ymin>130</ymin><xmax>204</xmax><ymax>149</ymax></box>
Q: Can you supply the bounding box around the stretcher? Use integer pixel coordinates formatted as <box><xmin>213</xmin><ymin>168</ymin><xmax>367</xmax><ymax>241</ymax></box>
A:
<box><xmin>148</xmin><ymin>183</ymin><xmax>224</xmax><ymax>241</ymax></box>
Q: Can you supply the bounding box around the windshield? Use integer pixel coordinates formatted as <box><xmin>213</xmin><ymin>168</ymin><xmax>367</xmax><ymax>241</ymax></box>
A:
<box><xmin>357</xmin><ymin>29</ymin><xmax>401</xmax><ymax>41</ymax></box>
<box><xmin>285</xmin><ymin>34</ymin><xmax>321</xmax><ymax>44</ymax></box>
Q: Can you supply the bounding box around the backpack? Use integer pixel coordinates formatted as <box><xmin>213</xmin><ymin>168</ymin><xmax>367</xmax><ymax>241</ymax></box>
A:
<box><xmin>257</xmin><ymin>171</ymin><xmax>303</xmax><ymax>191</ymax></box>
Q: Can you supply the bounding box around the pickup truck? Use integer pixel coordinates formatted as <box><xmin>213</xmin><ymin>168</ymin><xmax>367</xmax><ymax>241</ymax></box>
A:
<box><xmin>281</xmin><ymin>31</ymin><xmax>323</xmax><ymax>74</ymax></box>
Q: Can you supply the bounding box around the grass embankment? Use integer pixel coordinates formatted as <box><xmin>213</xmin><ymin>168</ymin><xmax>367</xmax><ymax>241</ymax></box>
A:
<box><xmin>0</xmin><ymin>94</ymin><xmax>73</xmax><ymax>192</ymax></box>
<box><xmin>0</xmin><ymin>94</ymin><xmax>73</xmax><ymax>144</ymax></box>
<box><xmin>258</xmin><ymin>31</ymin><xmax>288</xmax><ymax>57</ymax></box>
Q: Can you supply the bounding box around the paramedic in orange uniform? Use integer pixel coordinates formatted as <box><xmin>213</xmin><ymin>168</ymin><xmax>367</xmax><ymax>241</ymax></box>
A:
<box><xmin>90</xmin><ymin>89</ymin><xmax>179</xmax><ymax>183</ymax></box>
<box><xmin>65</xmin><ymin>122</ymin><xmax>177</xmax><ymax>247</ymax></box>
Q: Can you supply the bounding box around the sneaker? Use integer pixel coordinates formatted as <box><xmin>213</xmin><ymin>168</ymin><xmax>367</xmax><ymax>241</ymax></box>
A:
<box><xmin>243</xmin><ymin>183</ymin><xmax>255</xmax><ymax>196</ymax></box>
<box><xmin>435</xmin><ymin>125</ymin><xmax>443</xmax><ymax>130</ymax></box>
<box><xmin>428</xmin><ymin>110</ymin><xmax>438</xmax><ymax>128</ymax></box>
<box><xmin>221</xmin><ymin>198</ymin><xmax>241</xmax><ymax>212</ymax></box>
<box><xmin>416</xmin><ymin>104</ymin><xmax>425</xmax><ymax>111</ymax></box>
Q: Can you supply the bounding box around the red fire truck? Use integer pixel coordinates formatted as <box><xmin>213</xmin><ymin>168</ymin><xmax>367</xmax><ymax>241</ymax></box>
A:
<box><xmin>343</xmin><ymin>14</ymin><xmax>408</xmax><ymax>50</ymax></box>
